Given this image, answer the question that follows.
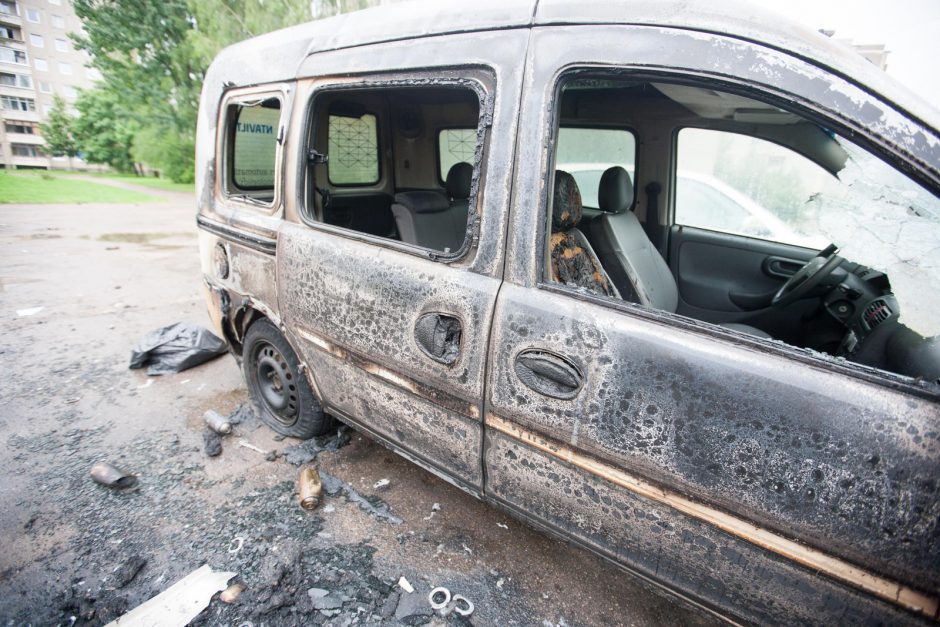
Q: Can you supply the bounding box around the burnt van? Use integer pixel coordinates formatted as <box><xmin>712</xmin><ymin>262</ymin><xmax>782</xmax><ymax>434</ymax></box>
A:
<box><xmin>196</xmin><ymin>1</ymin><xmax>940</xmax><ymax>623</ymax></box>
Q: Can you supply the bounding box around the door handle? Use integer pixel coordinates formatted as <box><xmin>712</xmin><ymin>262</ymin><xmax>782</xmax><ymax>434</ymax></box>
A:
<box><xmin>514</xmin><ymin>349</ymin><xmax>583</xmax><ymax>399</ymax></box>
<box><xmin>762</xmin><ymin>256</ymin><xmax>804</xmax><ymax>279</ymax></box>
<box><xmin>414</xmin><ymin>312</ymin><xmax>462</xmax><ymax>365</ymax></box>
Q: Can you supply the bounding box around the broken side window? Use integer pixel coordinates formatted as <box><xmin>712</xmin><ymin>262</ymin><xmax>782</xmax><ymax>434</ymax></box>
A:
<box><xmin>224</xmin><ymin>96</ymin><xmax>282</xmax><ymax>206</ymax></box>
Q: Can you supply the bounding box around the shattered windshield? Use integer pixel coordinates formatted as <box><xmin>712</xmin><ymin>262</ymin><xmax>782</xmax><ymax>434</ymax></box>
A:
<box><xmin>803</xmin><ymin>141</ymin><xmax>940</xmax><ymax>337</ymax></box>
<box><xmin>677</xmin><ymin>128</ymin><xmax>940</xmax><ymax>337</ymax></box>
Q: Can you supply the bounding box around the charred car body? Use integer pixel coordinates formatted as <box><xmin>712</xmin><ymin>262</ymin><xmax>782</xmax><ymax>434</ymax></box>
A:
<box><xmin>196</xmin><ymin>1</ymin><xmax>940</xmax><ymax>623</ymax></box>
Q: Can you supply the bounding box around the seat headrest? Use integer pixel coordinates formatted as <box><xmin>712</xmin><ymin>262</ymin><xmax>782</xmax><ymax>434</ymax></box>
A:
<box><xmin>552</xmin><ymin>170</ymin><xmax>582</xmax><ymax>231</ymax></box>
<box><xmin>598</xmin><ymin>166</ymin><xmax>634</xmax><ymax>214</ymax></box>
<box><xmin>446</xmin><ymin>162</ymin><xmax>473</xmax><ymax>200</ymax></box>
<box><xmin>393</xmin><ymin>191</ymin><xmax>449</xmax><ymax>214</ymax></box>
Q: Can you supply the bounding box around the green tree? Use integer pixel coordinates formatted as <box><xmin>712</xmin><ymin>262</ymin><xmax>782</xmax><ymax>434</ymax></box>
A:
<box><xmin>41</xmin><ymin>95</ymin><xmax>78</xmax><ymax>162</ymax></box>
<box><xmin>72</xmin><ymin>87</ymin><xmax>138</xmax><ymax>173</ymax></box>
<box><xmin>71</xmin><ymin>0</ymin><xmax>199</xmax><ymax>182</ymax></box>
<box><xmin>69</xmin><ymin>0</ymin><xmax>357</xmax><ymax>182</ymax></box>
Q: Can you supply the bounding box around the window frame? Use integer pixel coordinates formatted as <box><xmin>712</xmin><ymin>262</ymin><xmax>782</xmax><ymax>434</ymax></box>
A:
<box><xmin>216</xmin><ymin>85</ymin><xmax>287</xmax><ymax>215</ymax></box>
<box><xmin>1</xmin><ymin>45</ymin><xmax>27</xmax><ymax>64</ymax></box>
<box><xmin>534</xmin><ymin>66</ymin><xmax>940</xmax><ymax>398</ymax></box>
<box><xmin>297</xmin><ymin>71</ymin><xmax>493</xmax><ymax>264</ymax></box>
<box><xmin>25</xmin><ymin>8</ymin><xmax>39</xmax><ymax>23</ymax></box>
<box><xmin>325</xmin><ymin>110</ymin><xmax>381</xmax><ymax>187</ymax></box>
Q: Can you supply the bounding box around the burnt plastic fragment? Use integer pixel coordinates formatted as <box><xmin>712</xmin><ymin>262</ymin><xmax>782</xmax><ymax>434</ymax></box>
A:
<box><xmin>129</xmin><ymin>323</ymin><xmax>227</xmax><ymax>376</ymax></box>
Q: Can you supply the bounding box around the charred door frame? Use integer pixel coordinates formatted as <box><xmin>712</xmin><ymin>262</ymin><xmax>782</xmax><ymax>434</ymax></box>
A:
<box><xmin>277</xmin><ymin>30</ymin><xmax>531</xmax><ymax>495</ymax></box>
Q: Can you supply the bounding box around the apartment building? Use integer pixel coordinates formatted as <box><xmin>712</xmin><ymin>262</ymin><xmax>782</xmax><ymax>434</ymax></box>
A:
<box><xmin>0</xmin><ymin>0</ymin><xmax>101</xmax><ymax>170</ymax></box>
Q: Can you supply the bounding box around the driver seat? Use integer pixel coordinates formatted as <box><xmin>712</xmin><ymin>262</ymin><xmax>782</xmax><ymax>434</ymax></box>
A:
<box><xmin>589</xmin><ymin>166</ymin><xmax>770</xmax><ymax>338</ymax></box>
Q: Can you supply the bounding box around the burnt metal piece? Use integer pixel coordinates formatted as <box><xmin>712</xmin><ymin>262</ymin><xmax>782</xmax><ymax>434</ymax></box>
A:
<box><xmin>90</xmin><ymin>463</ymin><xmax>137</xmax><ymax>489</ymax></box>
<box><xmin>414</xmin><ymin>313</ymin><xmax>462</xmax><ymax>365</ymax></box>
<box><xmin>204</xmin><ymin>410</ymin><xmax>233</xmax><ymax>435</ymax></box>
<box><xmin>298</xmin><ymin>466</ymin><xmax>322</xmax><ymax>510</ymax></box>
<box><xmin>451</xmin><ymin>594</ymin><xmax>474</xmax><ymax>617</ymax></box>
<box><xmin>428</xmin><ymin>587</ymin><xmax>450</xmax><ymax>610</ymax></box>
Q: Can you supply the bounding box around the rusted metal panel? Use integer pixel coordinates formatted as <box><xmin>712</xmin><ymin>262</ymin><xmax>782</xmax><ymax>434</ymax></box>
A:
<box><xmin>228</xmin><ymin>245</ymin><xmax>278</xmax><ymax>311</ymax></box>
<box><xmin>484</xmin><ymin>428</ymin><xmax>933</xmax><ymax>624</ymax></box>
<box><xmin>299</xmin><ymin>341</ymin><xmax>482</xmax><ymax>486</ymax></box>
<box><xmin>277</xmin><ymin>219</ymin><xmax>498</xmax><ymax>487</ymax></box>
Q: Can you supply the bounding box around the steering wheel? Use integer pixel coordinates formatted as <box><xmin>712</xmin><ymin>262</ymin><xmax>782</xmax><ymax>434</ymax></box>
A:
<box><xmin>772</xmin><ymin>245</ymin><xmax>843</xmax><ymax>308</ymax></box>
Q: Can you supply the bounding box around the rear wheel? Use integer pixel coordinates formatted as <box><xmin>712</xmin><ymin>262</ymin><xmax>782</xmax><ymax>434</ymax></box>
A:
<box><xmin>243</xmin><ymin>319</ymin><xmax>332</xmax><ymax>438</ymax></box>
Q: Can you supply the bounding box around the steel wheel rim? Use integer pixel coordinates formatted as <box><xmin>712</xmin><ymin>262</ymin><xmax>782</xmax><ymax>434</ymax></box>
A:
<box><xmin>251</xmin><ymin>341</ymin><xmax>299</xmax><ymax>426</ymax></box>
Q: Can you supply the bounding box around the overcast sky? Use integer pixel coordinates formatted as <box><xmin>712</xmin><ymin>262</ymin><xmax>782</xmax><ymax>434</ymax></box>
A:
<box><xmin>747</xmin><ymin>0</ymin><xmax>940</xmax><ymax>106</ymax></box>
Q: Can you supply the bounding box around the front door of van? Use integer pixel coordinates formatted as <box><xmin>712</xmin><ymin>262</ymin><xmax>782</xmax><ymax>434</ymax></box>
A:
<box><xmin>276</xmin><ymin>31</ymin><xmax>528</xmax><ymax>495</ymax></box>
<box><xmin>484</xmin><ymin>24</ymin><xmax>940</xmax><ymax>624</ymax></box>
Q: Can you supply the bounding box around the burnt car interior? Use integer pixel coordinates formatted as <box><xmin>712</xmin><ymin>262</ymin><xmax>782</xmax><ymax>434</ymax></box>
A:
<box><xmin>548</xmin><ymin>75</ymin><xmax>940</xmax><ymax>383</ymax></box>
<box><xmin>304</xmin><ymin>85</ymin><xmax>480</xmax><ymax>255</ymax></box>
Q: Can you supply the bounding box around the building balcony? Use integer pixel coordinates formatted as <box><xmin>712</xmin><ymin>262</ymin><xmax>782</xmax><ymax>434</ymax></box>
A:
<box><xmin>5</xmin><ymin>155</ymin><xmax>48</xmax><ymax>168</ymax></box>
<box><xmin>5</xmin><ymin>132</ymin><xmax>43</xmax><ymax>145</ymax></box>
<box><xmin>0</xmin><ymin>109</ymin><xmax>40</xmax><ymax>123</ymax></box>
<box><xmin>0</xmin><ymin>13</ymin><xmax>22</xmax><ymax>28</ymax></box>
<box><xmin>0</xmin><ymin>83</ymin><xmax>34</xmax><ymax>97</ymax></box>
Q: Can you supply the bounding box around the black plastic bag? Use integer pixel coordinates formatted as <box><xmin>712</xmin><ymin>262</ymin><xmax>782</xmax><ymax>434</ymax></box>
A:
<box><xmin>129</xmin><ymin>323</ymin><xmax>227</xmax><ymax>375</ymax></box>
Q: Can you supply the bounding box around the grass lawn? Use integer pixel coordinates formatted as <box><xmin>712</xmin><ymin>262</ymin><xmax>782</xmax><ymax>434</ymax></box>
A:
<box><xmin>59</xmin><ymin>171</ymin><xmax>195</xmax><ymax>193</ymax></box>
<box><xmin>0</xmin><ymin>171</ymin><xmax>162</xmax><ymax>204</ymax></box>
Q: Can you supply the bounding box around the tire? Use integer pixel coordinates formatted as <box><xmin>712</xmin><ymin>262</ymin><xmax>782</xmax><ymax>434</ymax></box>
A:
<box><xmin>242</xmin><ymin>319</ymin><xmax>332</xmax><ymax>438</ymax></box>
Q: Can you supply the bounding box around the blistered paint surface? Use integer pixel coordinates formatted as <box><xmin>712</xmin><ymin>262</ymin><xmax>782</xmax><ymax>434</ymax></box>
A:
<box><xmin>277</xmin><ymin>221</ymin><xmax>499</xmax><ymax>486</ymax></box>
<box><xmin>300</xmin><ymin>344</ymin><xmax>481</xmax><ymax>485</ymax></box>
<box><xmin>487</xmin><ymin>282</ymin><xmax>940</xmax><ymax>593</ymax></box>
<box><xmin>485</xmin><ymin>431</ymin><xmax>924</xmax><ymax>624</ymax></box>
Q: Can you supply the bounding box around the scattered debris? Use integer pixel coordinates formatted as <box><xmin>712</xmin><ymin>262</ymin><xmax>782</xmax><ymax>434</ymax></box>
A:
<box><xmin>462</xmin><ymin>543</ymin><xmax>473</xmax><ymax>556</ymax></box>
<box><xmin>282</xmin><ymin>426</ymin><xmax>351</xmax><ymax>466</ymax></box>
<box><xmin>226</xmin><ymin>404</ymin><xmax>254</xmax><ymax>426</ymax></box>
<box><xmin>264</xmin><ymin>451</ymin><xmax>278</xmax><ymax>462</ymax></box>
<box><xmin>452</xmin><ymin>594</ymin><xmax>474</xmax><ymax>617</ymax></box>
<box><xmin>110</xmin><ymin>557</ymin><xmax>146</xmax><ymax>590</ymax></box>
<box><xmin>220</xmin><ymin>583</ymin><xmax>245</xmax><ymax>604</ymax></box>
<box><xmin>228</xmin><ymin>537</ymin><xmax>245</xmax><ymax>554</ymax></box>
<box><xmin>321</xmin><ymin>472</ymin><xmax>402</xmax><ymax>524</ymax></box>
<box><xmin>16</xmin><ymin>306</ymin><xmax>44</xmax><ymax>317</ymax></box>
<box><xmin>105</xmin><ymin>564</ymin><xmax>235</xmax><ymax>626</ymax></box>
<box><xmin>128</xmin><ymin>323</ymin><xmax>227</xmax><ymax>376</ymax></box>
<box><xmin>90</xmin><ymin>463</ymin><xmax>137</xmax><ymax>490</ymax></box>
<box><xmin>496</xmin><ymin>578</ymin><xmax>505</xmax><ymax>589</ymax></box>
<box><xmin>373</xmin><ymin>478</ymin><xmax>390</xmax><ymax>490</ymax></box>
<box><xmin>136</xmin><ymin>379</ymin><xmax>153</xmax><ymax>390</ymax></box>
<box><xmin>428</xmin><ymin>587</ymin><xmax>450</xmax><ymax>610</ymax></box>
<box><xmin>203</xmin><ymin>410</ymin><xmax>232</xmax><ymax>435</ymax></box>
<box><xmin>298</xmin><ymin>467</ymin><xmax>322</xmax><ymax>511</ymax></box>
<box><xmin>203</xmin><ymin>431</ymin><xmax>223</xmax><ymax>457</ymax></box>
<box><xmin>236</xmin><ymin>440</ymin><xmax>266</xmax><ymax>455</ymax></box>
<box><xmin>397</xmin><ymin>577</ymin><xmax>415</xmax><ymax>594</ymax></box>
<box><xmin>423</xmin><ymin>502</ymin><xmax>441</xmax><ymax>521</ymax></box>
<box><xmin>496</xmin><ymin>522</ymin><xmax>509</xmax><ymax>529</ymax></box>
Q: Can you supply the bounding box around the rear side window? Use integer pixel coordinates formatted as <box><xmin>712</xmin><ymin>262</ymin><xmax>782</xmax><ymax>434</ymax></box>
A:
<box><xmin>556</xmin><ymin>127</ymin><xmax>636</xmax><ymax>209</ymax></box>
<box><xmin>438</xmin><ymin>128</ymin><xmax>476</xmax><ymax>182</ymax></box>
<box><xmin>226</xmin><ymin>97</ymin><xmax>281</xmax><ymax>198</ymax></box>
<box><xmin>328</xmin><ymin>113</ymin><xmax>379</xmax><ymax>185</ymax></box>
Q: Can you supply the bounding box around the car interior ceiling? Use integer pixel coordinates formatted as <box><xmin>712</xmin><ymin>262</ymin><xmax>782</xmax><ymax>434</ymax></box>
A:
<box><xmin>307</xmin><ymin>86</ymin><xmax>479</xmax><ymax>252</ymax></box>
